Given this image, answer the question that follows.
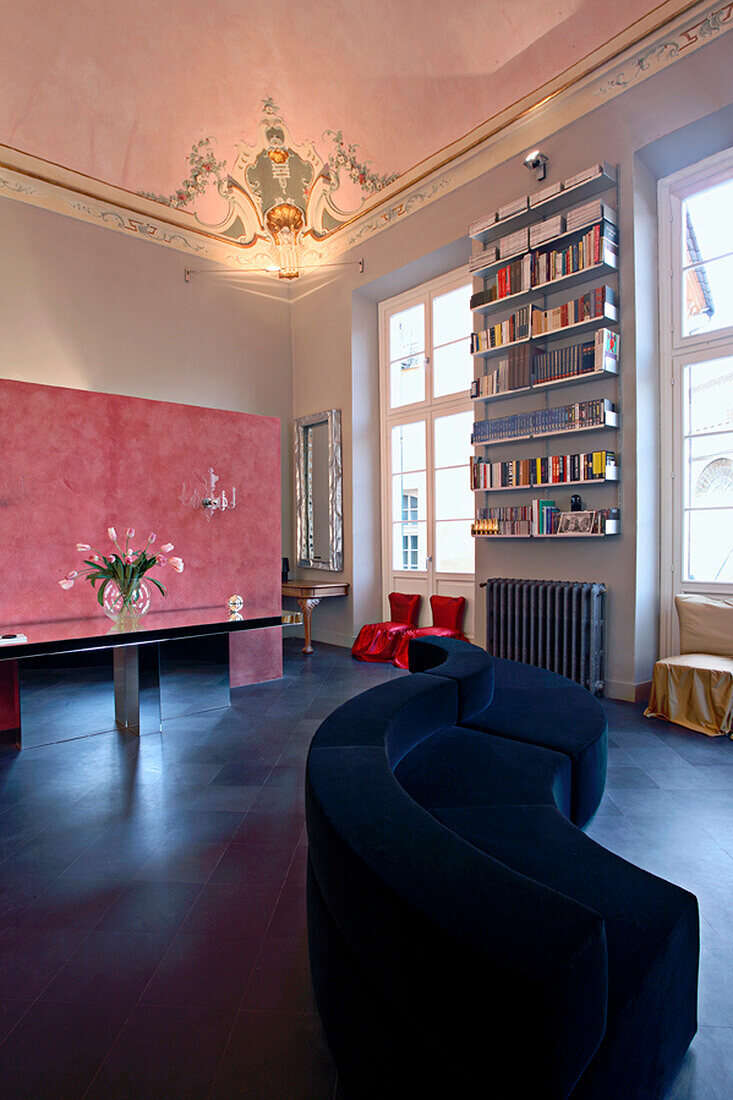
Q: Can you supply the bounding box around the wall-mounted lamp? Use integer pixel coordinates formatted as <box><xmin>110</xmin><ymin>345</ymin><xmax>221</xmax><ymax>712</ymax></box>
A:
<box><xmin>524</xmin><ymin>149</ymin><xmax>549</xmax><ymax>181</ymax></box>
<box><xmin>180</xmin><ymin>467</ymin><xmax>237</xmax><ymax>520</ymax></box>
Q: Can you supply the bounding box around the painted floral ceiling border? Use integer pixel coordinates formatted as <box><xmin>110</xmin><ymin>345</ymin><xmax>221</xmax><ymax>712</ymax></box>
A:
<box><xmin>134</xmin><ymin>97</ymin><xmax>398</xmax><ymax>276</ymax></box>
<box><xmin>0</xmin><ymin>1</ymin><xmax>729</xmax><ymax>280</ymax></box>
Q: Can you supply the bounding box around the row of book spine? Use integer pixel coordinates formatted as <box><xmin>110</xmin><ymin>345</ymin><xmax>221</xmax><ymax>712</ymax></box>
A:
<box><xmin>470</xmin><ymin>328</ymin><xmax>619</xmax><ymax>398</ymax></box>
<box><xmin>469</xmin><ymin>222</ymin><xmax>617</xmax><ymax>308</ymax></box>
<box><xmin>470</xmin><ymin>450</ymin><xmax>617</xmax><ymax>489</ymax></box>
<box><xmin>533</xmin><ymin>328</ymin><xmax>618</xmax><ymax>384</ymax></box>
<box><xmin>471</xmin><ymin>398</ymin><xmax>616</xmax><ymax>443</ymax></box>
<box><xmin>532</xmin><ymin>286</ymin><xmax>616</xmax><ymax>335</ymax></box>
<box><xmin>470</xmin><ymin>306</ymin><xmax>532</xmax><ymax>352</ymax></box>
<box><xmin>472</xmin><ymin>505</ymin><xmax>619</xmax><ymax>536</ymax></box>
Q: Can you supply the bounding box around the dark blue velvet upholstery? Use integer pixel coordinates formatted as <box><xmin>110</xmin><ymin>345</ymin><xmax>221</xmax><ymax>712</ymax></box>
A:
<box><xmin>305</xmin><ymin>638</ymin><xmax>699</xmax><ymax>1099</ymax></box>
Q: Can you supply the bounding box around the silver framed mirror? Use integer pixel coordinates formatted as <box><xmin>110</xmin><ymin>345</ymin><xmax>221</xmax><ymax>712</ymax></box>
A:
<box><xmin>294</xmin><ymin>408</ymin><xmax>343</xmax><ymax>572</ymax></box>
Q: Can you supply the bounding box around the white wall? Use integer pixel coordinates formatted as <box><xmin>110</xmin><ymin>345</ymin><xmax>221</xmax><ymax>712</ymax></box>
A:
<box><xmin>0</xmin><ymin>196</ymin><xmax>294</xmax><ymax>549</ymax></box>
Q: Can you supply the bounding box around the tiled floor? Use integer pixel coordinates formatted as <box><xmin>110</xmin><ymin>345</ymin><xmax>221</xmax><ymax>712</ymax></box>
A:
<box><xmin>0</xmin><ymin>639</ymin><xmax>731</xmax><ymax>1097</ymax></box>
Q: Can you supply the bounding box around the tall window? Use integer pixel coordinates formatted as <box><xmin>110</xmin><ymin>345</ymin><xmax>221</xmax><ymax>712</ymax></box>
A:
<box><xmin>659</xmin><ymin>148</ymin><xmax>733</xmax><ymax>652</ymax></box>
<box><xmin>379</xmin><ymin>268</ymin><xmax>475</xmax><ymax>636</ymax></box>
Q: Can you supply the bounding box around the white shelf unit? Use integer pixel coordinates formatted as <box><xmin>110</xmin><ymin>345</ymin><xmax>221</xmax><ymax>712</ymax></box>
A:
<box><xmin>470</xmin><ymin>166</ymin><xmax>620</xmax><ymax>541</ymax></box>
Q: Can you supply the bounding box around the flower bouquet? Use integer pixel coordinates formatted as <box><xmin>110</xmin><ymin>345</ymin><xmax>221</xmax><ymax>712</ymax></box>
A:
<box><xmin>60</xmin><ymin>528</ymin><xmax>184</xmax><ymax>623</ymax></box>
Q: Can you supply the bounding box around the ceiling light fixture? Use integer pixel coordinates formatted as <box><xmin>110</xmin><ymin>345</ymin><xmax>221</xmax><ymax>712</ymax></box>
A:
<box><xmin>523</xmin><ymin>149</ymin><xmax>548</xmax><ymax>181</ymax></box>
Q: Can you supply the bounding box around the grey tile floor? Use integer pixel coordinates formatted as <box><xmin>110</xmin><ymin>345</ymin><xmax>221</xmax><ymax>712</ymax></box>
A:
<box><xmin>0</xmin><ymin>639</ymin><xmax>731</xmax><ymax>1097</ymax></box>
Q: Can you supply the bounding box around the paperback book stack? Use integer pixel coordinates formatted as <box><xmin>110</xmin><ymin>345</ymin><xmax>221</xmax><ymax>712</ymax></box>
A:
<box><xmin>529</xmin><ymin>215</ymin><xmax>565</xmax><ymax>248</ymax></box>
<box><xmin>566</xmin><ymin>200</ymin><xmax>616</xmax><ymax>233</ymax></box>
<box><xmin>471</xmin><ymin>398</ymin><xmax>616</xmax><ymax>443</ymax></box>
<box><xmin>499</xmin><ymin>228</ymin><xmax>529</xmax><ymax>259</ymax></box>
<box><xmin>469</xmin><ymin>245</ymin><xmax>500</xmax><ymax>274</ymax></box>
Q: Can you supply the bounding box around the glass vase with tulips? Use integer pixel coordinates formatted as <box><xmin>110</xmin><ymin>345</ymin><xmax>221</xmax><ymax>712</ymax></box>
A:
<box><xmin>59</xmin><ymin>527</ymin><xmax>184</xmax><ymax>623</ymax></box>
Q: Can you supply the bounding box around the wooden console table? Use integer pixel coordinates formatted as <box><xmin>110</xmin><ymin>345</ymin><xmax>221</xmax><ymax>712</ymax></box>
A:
<box><xmin>282</xmin><ymin>581</ymin><xmax>349</xmax><ymax>654</ymax></box>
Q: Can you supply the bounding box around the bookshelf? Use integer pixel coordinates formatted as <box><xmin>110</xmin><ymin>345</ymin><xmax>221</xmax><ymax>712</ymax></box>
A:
<box><xmin>469</xmin><ymin>163</ymin><xmax>620</xmax><ymax>540</ymax></box>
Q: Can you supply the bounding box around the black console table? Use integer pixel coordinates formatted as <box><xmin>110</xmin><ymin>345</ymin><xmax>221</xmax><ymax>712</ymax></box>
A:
<box><xmin>0</xmin><ymin>607</ymin><xmax>281</xmax><ymax>747</ymax></box>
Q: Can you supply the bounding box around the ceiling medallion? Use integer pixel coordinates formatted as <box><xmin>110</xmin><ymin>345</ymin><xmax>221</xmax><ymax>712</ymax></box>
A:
<box><xmin>140</xmin><ymin>97</ymin><xmax>397</xmax><ymax>277</ymax></box>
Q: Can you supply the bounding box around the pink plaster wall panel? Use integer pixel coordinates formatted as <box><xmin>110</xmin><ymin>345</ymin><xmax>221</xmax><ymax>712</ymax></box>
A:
<box><xmin>229</xmin><ymin>628</ymin><xmax>283</xmax><ymax>689</ymax></box>
<box><xmin>0</xmin><ymin>379</ymin><xmax>281</xmax><ymax>629</ymax></box>
<box><xmin>0</xmin><ymin>1</ymin><xmax>663</xmax><ymax>194</ymax></box>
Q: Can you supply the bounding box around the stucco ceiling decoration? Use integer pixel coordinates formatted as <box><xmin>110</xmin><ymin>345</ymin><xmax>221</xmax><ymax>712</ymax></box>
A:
<box><xmin>0</xmin><ymin>0</ymin><xmax>728</xmax><ymax>280</ymax></box>
<box><xmin>136</xmin><ymin>97</ymin><xmax>398</xmax><ymax>278</ymax></box>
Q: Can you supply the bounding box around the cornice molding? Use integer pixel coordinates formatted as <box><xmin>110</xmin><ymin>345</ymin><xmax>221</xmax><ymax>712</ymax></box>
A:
<box><xmin>0</xmin><ymin>0</ymin><xmax>730</xmax><ymax>274</ymax></box>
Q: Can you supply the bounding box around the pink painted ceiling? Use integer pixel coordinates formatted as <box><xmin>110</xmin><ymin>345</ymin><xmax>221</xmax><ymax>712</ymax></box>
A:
<box><xmin>1</xmin><ymin>1</ymin><xmax>665</xmax><ymax>203</ymax></box>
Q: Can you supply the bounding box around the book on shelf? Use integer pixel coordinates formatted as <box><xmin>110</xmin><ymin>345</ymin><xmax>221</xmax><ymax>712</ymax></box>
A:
<box><xmin>469</xmin><ymin>245</ymin><xmax>499</xmax><ymax>272</ymax></box>
<box><xmin>469</xmin><ymin>211</ymin><xmax>497</xmax><ymax>237</ymax></box>
<box><xmin>566</xmin><ymin>200</ymin><xmax>617</xmax><ymax>232</ymax></box>
<box><xmin>470</xmin><ymin>449</ymin><xmax>618</xmax><ymax>489</ymax></box>
<box><xmin>472</xmin><ymin>504</ymin><xmax>619</xmax><ymax>537</ymax></box>
<box><xmin>563</xmin><ymin>161</ymin><xmax>615</xmax><ymax>190</ymax></box>
<box><xmin>529</xmin><ymin>215</ymin><xmax>566</xmax><ymax>248</ymax></box>
<box><xmin>471</xmin><ymin>306</ymin><xmax>532</xmax><ymax>352</ymax></box>
<box><xmin>499</xmin><ymin>228</ymin><xmax>530</xmax><ymax>258</ymax></box>
<box><xmin>471</xmin><ymin>397</ymin><xmax>616</xmax><ymax>443</ymax></box>
<box><xmin>472</xmin><ymin>505</ymin><xmax>533</xmax><ymax>536</ymax></box>
<box><xmin>470</xmin><ymin>344</ymin><xmax>533</xmax><ymax>398</ymax></box>
<box><xmin>532</xmin><ymin>327</ymin><xmax>619</xmax><ymax>385</ymax></box>
<box><xmin>470</xmin><ymin>224</ymin><xmax>617</xmax><ymax>310</ymax></box>
<box><xmin>529</xmin><ymin>181</ymin><xmax>563</xmax><ymax>206</ymax></box>
<box><xmin>532</xmin><ymin>286</ymin><xmax>616</xmax><ymax>335</ymax></box>
<box><xmin>498</xmin><ymin>195</ymin><xmax>529</xmax><ymax>221</ymax></box>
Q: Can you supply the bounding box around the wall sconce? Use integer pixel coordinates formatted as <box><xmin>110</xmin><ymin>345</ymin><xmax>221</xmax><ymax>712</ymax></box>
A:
<box><xmin>524</xmin><ymin>149</ymin><xmax>548</xmax><ymax>181</ymax></box>
<box><xmin>180</xmin><ymin>467</ymin><xmax>237</xmax><ymax>520</ymax></box>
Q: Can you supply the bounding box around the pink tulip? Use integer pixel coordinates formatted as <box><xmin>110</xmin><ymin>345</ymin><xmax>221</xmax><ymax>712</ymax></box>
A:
<box><xmin>125</xmin><ymin>528</ymin><xmax>135</xmax><ymax>539</ymax></box>
<box><xmin>125</xmin><ymin>553</ymin><xmax>134</xmax><ymax>564</ymax></box>
<box><xmin>156</xmin><ymin>556</ymin><xmax>168</xmax><ymax>566</ymax></box>
<box><xmin>90</xmin><ymin>554</ymin><xmax>102</xmax><ymax>563</ymax></box>
<box><xmin>76</xmin><ymin>543</ymin><xmax>91</xmax><ymax>552</ymax></box>
<box><xmin>169</xmin><ymin>557</ymin><xmax>184</xmax><ymax>573</ymax></box>
<box><xmin>65</xmin><ymin>571</ymin><xmax>78</xmax><ymax>580</ymax></box>
<box><xmin>147</xmin><ymin>532</ymin><xmax>156</xmax><ymax>544</ymax></box>
<box><xmin>58</xmin><ymin>578</ymin><xmax>74</xmax><ymax>589</ymax></box>
<box><xmin>107</xmin><ymin>527</ymin><xmax>117</xmax><ymax>541</ymax></box>
<box><xmin>160</xmin><ymin>543</ymin><xmax>174</xmax><ymax>553</ymax></box>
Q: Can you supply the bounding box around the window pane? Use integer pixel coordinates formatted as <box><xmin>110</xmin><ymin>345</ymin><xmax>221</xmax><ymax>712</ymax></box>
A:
<box><xmin>391</xmin><ymin>421</ymin><xmax>426</xmax><ymax>474</ymax></box>
<box><xmin>683</xmin><ymin>254</ymin><xmax>733</xmax><ymax>337</ymax></box>
<box><xmin>685</xmin><ymin>433</ymin><xmax>733</xmax><ymax>507</ymax></box>
<box><xmin>683</xmin><ymin>357</ymin><xmax>733</xmax><ymax>435</ymax></box>
<box><xmin>433</xmin><ymin>284</ymin><xmax>471</xmax><ymax>347</ymax></box>
<box><xmin>390</xmin><ymin>353</ymin><xmax>425</xmax><ymax>408</ymax></box>
<box><xmin>684</xmin><ymin>508</ymin><xmax>733</xmax><ymax>583</ymax></box>
<box><xmin>435</xmin><ymin>520</ymin><xmax>474</xmax><ymax>573</ymax></box>
<box><xmin>433</xmin><ymin>338</ymin><xmax>472</xmax><ymax>399</ymax></box>
<box><xmin>392</xmin><ymin>472</ymin><xmax>427</xmax><ymax>522</ymax></box>
<box><xmin>435</xmin><ymin>410</ymin><xmax>473</xmax><ymax>469</ymax></box>
<box><xmin>393</xmin><ymin>522</ymin><xmax>427</xmax><ymax>571</ymax></box>
<box><xmin>435</xmin><ymin>466</ymin><xmax>473</xmax><ymax>520</ymax></box>
<box><xmin>684</xmin><ymin>177</ymin><xmax>733</xmax><ymax>265</ymax></box>
<box><xmin>390</xmin><ymin>304</ymin><xmax>424</xmax><ymax>360</ymax></box>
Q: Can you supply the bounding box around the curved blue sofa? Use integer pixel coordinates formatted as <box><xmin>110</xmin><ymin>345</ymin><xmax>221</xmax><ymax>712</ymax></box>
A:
<box><xmin>305</xmin><ymin>638</ymin><xmax>699</xmax><ymax>1099</ymax></box>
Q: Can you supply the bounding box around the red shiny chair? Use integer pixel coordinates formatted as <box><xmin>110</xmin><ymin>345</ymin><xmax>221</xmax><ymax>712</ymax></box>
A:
<box><xmin>351</xmin><ymin>592</ymin><xmax>422</xmax><ymax>663</ymax></box>
<box><xmin>392</xmin><ymin>595</ymin><xmax>467</xmax><ymax>670</ymax></box>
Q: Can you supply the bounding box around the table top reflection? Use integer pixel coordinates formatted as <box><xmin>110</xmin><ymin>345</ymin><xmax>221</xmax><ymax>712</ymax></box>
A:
<box><xmin>0</xmin><ymin>605</ymin><xmax>282</xmax><ymax>661</ymax></box>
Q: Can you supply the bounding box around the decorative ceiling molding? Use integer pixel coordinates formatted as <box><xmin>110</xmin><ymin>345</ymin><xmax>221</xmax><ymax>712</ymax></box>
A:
<box><xmin>0</xmin><ymin>0</ymin><xmax>729</xmax><ymax>278</ymax></box>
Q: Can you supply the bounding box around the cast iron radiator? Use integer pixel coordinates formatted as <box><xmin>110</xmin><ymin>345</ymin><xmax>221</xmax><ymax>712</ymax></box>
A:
<box><xmin>482</xmin><ymin>578</ymin><xmax>606</xmax><ymax>695</ymax></box>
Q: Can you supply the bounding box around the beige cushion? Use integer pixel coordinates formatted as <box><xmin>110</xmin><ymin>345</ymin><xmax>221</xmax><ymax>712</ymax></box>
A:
<box><xmin>675</xmin><ymin>594</ymin><xmax>733</xmax><ymax>658</ymax></box>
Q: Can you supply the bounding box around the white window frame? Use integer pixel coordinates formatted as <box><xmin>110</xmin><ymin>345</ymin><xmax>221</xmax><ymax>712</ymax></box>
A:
<box><xmin>658</xmin><ymin>145</ymin><xmax>733</xmax><ymax>655</ymax></box>
<box><xmin>378</xmin><ymin>266</ymin><xmax>474</xmax><ymax>613</ymax></box>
